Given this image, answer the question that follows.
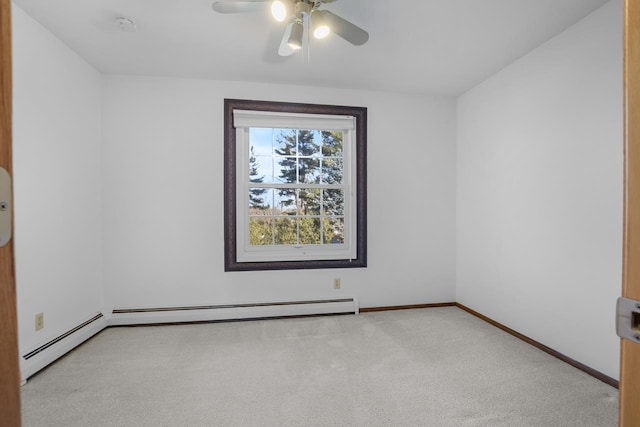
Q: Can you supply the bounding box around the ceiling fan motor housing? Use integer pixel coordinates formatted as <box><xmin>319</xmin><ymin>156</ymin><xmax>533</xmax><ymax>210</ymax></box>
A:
<box><xmin>294</xmin><ymin>1</ymin><xmax>312</xmax><ymax>18</ymax></box>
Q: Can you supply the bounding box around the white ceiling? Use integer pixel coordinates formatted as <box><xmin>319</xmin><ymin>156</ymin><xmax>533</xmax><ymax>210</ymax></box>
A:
<box><xmin>13</xmin><ymin>0</ymin><xmax>610</xmax><ymax>96</ymax></box>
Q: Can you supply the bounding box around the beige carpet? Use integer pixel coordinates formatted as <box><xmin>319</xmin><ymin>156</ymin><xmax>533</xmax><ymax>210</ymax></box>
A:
<box><xmin>21</xmin><ymin>307</ymin><xmax>618</xmax><ymax>426</ymax></box>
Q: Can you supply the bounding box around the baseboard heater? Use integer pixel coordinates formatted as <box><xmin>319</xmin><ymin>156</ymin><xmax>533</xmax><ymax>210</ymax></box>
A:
<box><xmin>20</xmin><ymin>298</ymin><xmax>357</xmax><ymax>382</ymax></box>
<box><xmin>21</xmin><ymin>313</ymin><xmax>107</xmax><ymax>382</ymax></box>
<box><xmin>110</xmin><ymin>297</ymin><xmax>359</xmax><ymax>326</ymax></box>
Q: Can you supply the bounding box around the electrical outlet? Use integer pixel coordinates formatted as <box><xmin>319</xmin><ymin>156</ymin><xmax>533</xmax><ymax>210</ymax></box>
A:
<box><xmin>35</xmin><ymin>312</ymin><xmax>44</xmax><ymax>331</ymax></box>
<box><xmin>333</xmin><ymin>278</ymin><xmax>341</xmax><ymax>289</ymax></box>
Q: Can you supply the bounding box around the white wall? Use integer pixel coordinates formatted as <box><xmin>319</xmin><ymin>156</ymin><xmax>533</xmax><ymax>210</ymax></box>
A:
<box><xmin>456</xmin><ymin>0</ymin><xmax>622</xmax><ymax>379</ymax></box>
<box><xmin>101</xmin><ymin>76</ymin><xmax>457</xmax><ymax>310</ymax></box>
<box><xmin>12</xmin><ymin>0</ymin><xmax>622</xmax><ymax>383</ymax></box>
<box><xmin>12</xmin><ymin>5</ymin><xmax>103</xmax><ymax>353</ymax></box>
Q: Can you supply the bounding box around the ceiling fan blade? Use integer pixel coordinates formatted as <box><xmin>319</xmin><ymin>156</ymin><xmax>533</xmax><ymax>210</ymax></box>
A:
<box><xmin>278</xmin><ymin>22</ymin><xmax>296</xmax><ymax>56</ymax></box>
<box><xmin>211</xmin><ymin>1</ymin><xmax>269</xmax><ymax>14</ymax></box>
<box><xmin>321</xmin><ymin>10</ymin><xmax>369</xmax><ymax>46</ymax></box>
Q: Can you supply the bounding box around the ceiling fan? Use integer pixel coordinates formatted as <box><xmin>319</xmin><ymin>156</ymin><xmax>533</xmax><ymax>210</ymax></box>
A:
<box><xmin>211</xmin><ymin>0</ymin><xmax>369</xmax><ymax>56</ymax></box>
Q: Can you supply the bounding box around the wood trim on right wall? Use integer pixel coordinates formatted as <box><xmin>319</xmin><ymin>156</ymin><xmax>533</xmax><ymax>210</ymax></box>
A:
<box><xmin>455</xmin><ymin>303</ymin><xmax>618</xmax><ymax>388</ymax></box>
<box><xmin>359</xmin><ymin>302</ymin><xmax>456</xmax><ymax>312</ymax></box>
<box><xmin>360</xmin><ymin>302</ymin><xmax>619</xmax><ymax>389</ymax></box>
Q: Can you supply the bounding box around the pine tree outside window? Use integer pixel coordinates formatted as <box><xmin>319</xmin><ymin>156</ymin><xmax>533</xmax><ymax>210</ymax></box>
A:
<box><xmin>224</xmin><ymin>99</ymin><xmax>367</xmax><ymax>271</ymax></box>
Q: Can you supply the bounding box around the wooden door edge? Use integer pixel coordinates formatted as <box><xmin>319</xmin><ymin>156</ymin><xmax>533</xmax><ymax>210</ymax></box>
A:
<box><xmin>619</xmin><ymin>0</ymin><xmax>640</xmax><ymax>426</ymax></box>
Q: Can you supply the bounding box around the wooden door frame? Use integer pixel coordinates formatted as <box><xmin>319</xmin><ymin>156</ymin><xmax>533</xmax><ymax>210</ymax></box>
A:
<box><xmin>620</xmin><ymin>0</ymin><xmax>640</xmax><ymax>425</ymax></box>
<box><xmin>0</xmin><ymin>0</ymin><xmax>21</xmax><ymax>425</ymax></box>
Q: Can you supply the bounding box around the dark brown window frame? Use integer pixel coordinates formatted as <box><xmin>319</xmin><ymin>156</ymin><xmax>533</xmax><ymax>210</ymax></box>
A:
<box><xmin>224</xmin><ymin>99</ymin><xmax>367</xmax><ymax>272</ymax></box>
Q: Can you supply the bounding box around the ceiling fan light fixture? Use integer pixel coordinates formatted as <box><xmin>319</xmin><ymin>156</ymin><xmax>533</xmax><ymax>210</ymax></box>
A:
<box><xmin>211</xmin><ymin>0</ymin><xmax>370</xmax><ymax>56</ymax></box>
<box><xmin>287</xmin><ymin>19</ymin><xmax>304</xmax><ymax>50</ymax></box>
<box><xmin>313</xmin><ymin>25</ymin><xmax>330</xmax><ymax>39</ymax></box>
<box><xmin>311</xmin><ymin>11</ymin><xmax>330</xmax><ymax>39</ymax></box>
<box><xmin>271</xmin><ymin>1</ymin><xmax>289</xmax><ymax>22</ymax></box>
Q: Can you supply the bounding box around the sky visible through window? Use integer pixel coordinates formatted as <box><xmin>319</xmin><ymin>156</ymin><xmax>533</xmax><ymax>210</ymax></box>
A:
<box><xmin>248</xmin><ymin>127</ymin><xmax>345</xmax><ymax>246</ymax></box>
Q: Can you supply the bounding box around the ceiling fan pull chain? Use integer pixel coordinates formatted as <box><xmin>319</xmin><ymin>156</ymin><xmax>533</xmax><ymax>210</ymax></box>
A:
<box><xmin>305</xmin><ymin>13</ymin><xmax>311</xmax><ymax>64</ymax></box>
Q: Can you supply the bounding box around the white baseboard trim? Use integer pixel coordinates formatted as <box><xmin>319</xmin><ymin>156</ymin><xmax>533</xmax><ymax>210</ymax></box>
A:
<box><xmin>20</xmin><ymin>313</ymin><xmax>108</xmax><ymax>383</ymax></box>
<box><xmin>109</xmin><ymin>297</ymin><xmax>359</xmax><ymax>326</ymax></box>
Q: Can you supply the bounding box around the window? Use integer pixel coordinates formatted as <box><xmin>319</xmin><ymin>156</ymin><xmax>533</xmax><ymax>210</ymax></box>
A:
<box><xmin>224</xmin><ymin>99</ymin><xmax>367</xmax><ymax>271</ymax></box>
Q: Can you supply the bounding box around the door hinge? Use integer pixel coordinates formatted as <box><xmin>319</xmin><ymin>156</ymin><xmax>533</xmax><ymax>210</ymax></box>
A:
<box><xmin>617</xmin><ymin>297</ymin><xmax>640</xmax><ymax>343</ymax></box>
<box><xmin>0</xmin><ymin>167</ymin><xmax>11</xmax><ymax>248</ymax></box>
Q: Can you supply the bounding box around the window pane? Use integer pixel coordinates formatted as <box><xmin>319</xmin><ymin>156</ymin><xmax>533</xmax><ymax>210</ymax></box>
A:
<box><xmin>248</xmin><ymin>126</ymin><xmax>276</xmax><ymax>184</ymax></box>
<box><xmin>249</xmin><ymin>188</ymin><xmax>273</xmax><ymax>214</ymax></box>
<box><xmin>321</xmin><ymin>131</ymin><xmax>343</xmax><ymax>157</ymax></box>
<box><xmin>299</xmin><ymin>218</ymin><xmax>321</xmax><ymax>244</ymax></box>
<box><xmin>323</xmin><ymin>189</ymin><xmax>345</xmax><ymax>216</ymax></box>
<box><xmin>274</xmin><ymin>217</ymin><xmax>297</xmax><ymax>245</ymax></box>
<box><xmin>296</xmin><ymin>130</ymin><xmax>321</xmax><ymax>157</ymax></box>
<box><xmin>251</xmin><ymin>155</ymin><xmax>276</xmax><ymax>184</ymax></box>
<box><xmin>275</xmin><ymin>188</ymin><xmax>297</xmax><ymax>214</ymax></box>
<box><xmin>310</xmin><ymin>130</ymin><xmax>323</xmax><ymax>158</ymax></box>
<box><xmin>299</xmin><ymin>158</ymin><xmax>320</xmax><ymax>184</ymax></box>
<box><xmin>274</xmin><ymin>129</ymin><xmax>297</xmax><ymax>155</ymax></box>
<box><xmin>249</xmin><ymin>218</ymin><xmax>273</xmax><ymax>246</ymax></box>
<box><xmin>275</xmin><ymin>156</ymin><xmax>297</xmax><ymax>184</ymax></box>
<box><xmin>298</xmin><ymin>188</ymin><xmax>321</xmax><ymax>216</ymax></box>
<box><xmin>323</xmin><ymin>217</ymin><xmax>345</xmax><ymax>244</ymax></box>
<box><xmin>249</xmin><ymin>128</ymin><xmax>273</xmax><ymax>156</ymax></box>
<box><xmin>321</xmin><ymin>158</ymin><xmax>343</xmax><ymax>184</ymax></box>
